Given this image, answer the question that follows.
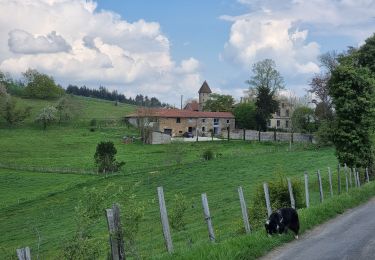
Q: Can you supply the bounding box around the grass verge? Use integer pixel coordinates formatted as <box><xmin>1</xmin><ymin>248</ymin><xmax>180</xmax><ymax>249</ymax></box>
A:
<box><xmin>158</xmin><ymin>181</ymin><xmax>375</xmax><ymax>259</ymax></box>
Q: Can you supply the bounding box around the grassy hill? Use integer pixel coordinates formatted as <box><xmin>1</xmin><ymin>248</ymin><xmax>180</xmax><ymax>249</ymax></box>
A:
<box><xmin>8</xmin><ymin>95</ymin><xmax>136</xmax><ymax>124</ymax></box>
<box><xmin>0</xmin><ymin>95</ymin><xmax>345</xmax><ymax>259</ymax></box>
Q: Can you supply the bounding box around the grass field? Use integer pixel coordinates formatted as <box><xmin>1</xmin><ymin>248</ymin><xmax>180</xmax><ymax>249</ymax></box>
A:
<box><xmin>0</xmin><ymin>96</ymin><xmax>368</xmax><ymax>259</ymax></box>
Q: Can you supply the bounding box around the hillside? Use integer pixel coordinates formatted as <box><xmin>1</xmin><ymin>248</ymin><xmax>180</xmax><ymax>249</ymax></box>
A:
<box><xmin>8</xmin><ymin>95</ymin><xmax>136</xmax><ymax>124</ymax></box>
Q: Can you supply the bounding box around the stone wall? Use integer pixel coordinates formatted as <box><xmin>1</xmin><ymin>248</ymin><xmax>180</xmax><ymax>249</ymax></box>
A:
<box><xmin>150</xmin><ymin>131</ymin><xmax>171</xmax><ymax>144</ymax></box>
<box><xmin>222</xmin><ymin>129</ymin><xmax>314</xmax><ymax>143</ymax></box>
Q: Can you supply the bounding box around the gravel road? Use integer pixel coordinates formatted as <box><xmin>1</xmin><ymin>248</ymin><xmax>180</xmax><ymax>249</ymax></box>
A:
<box><xmin>261</xmin><ymin>197</ymin><xmax>375</xmax><ymax>260</ymax></box>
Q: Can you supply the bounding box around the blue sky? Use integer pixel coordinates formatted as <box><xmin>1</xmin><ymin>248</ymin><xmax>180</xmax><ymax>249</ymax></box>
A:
<box><xmin>1</xmin><ymin>0</ymin><xmax>374</xmax><ymax>105</ymax></box>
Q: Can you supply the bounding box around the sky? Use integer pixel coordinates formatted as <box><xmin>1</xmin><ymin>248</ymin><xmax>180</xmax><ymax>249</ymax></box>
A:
<box><xmin>0</xmin><ymin>0</ymin><xmax>374</xmax><ymax>106</ymax></box>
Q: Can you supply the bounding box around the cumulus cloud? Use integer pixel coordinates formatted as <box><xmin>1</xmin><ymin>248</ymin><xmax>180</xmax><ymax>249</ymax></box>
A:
<box><xmin>8</xmin><ymin>29</ymin><xmax>71</xmax><ymax>54</ymax></box>
<box><xmin>221</xmin><ymin>0</ymin><xmax>375</xmax><ymax>93</ymax></box>
<box><xmin>0</xmin><ymin>0</ymin><xmax>202</xmax><ymax>103</ymax></box>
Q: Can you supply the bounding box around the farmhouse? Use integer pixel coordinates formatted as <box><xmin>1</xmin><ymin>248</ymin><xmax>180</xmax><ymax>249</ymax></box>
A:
<box><xmin>268</xmin><ymin>97</ymin><xmax>294</xmax><ymax>130</ymax></box>
<box><xmin>126</xmin><ymin>108</ymin><xmax>235</xmax><ymax>137</ymax></box>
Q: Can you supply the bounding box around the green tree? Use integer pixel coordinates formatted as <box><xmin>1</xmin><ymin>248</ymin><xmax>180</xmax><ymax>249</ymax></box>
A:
<box><xmin>0</xmin><ymin>92</ymin><xmax>31</xmax><ymax>126</ymax></box>
<box><xmin>55</xmin><ymin>95</ymin><xmax>78</xmax><ymax>124</ymax></box>
<box><xmin>291</xmin><ymin>106</ymin><xmax>317</xmax><ymax>133</ymax></box>
<box><xmin>328</xmin><ymin>51</ymin><xmax>375</xmax><ymax>168</ymax></box>
<box><xmin>94</xmin><ymin>141</ymin><xmax>125</xmax><ymax>174</ymax></box>
<box><xmin>247</xmin><ymin>59</ymin><xmax>284</xmax><ymax>131</ymax></box>
<box><xmin>23</xmin><ymin>69</ymin><xmax>64</xmax><ymax>99</ymax></box>
<box><xmin>203</xmin><ymin>93</ymin><xmax>235</xmax><ymax>112</ymax></box>
<box><xmin>233</xmin><ymin>102</ymin><xmax>256</xmax><ymax>138</ymax></box>
<box><xmin>35</xmin><ymin>106</ymin><xmax>57</xmax><ymax>130</ymax></box>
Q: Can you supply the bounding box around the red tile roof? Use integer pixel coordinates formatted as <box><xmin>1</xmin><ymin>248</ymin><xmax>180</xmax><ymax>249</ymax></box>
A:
<box><xmin>184</xmin><ymin>100</ymin><xmax>199</xmax><ymax>111</ymax></box>
<box><xmin>126</xmin><ymin>108</ymin><xmax>234</xmax><ymax>118</ymax></box>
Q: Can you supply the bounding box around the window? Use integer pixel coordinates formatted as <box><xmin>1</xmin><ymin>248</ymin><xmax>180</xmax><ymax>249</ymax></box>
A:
<box><xmin>286</xmin><ymin>120</ymin><xmax>289</xmax><ymax>128</ymax></box>
<box><xmin>281</xmin><ymin>103</ymin><xmax>285</xmax><ymax>108</ymax></box>
<box><xmin>214</xmin><ymin>118</ymin><xmax>219</xmax><ymax>125</ymax></box>
<box><xmin>276</xmin><ymin>110</ymin><xmax>280</xmax><ymax>116</ymax></box>
<box><xmin>277</xmin><ymin>120</ymin><xmax>280</xmax><ymax>127</ymax></box>
<box><xmin>202</xmin><ymin>127</ymin><xmax>206</xmax><ymax>132</ymax></box>
<box><xmin>226</xmin><ymin>119</ymin><xmax>230</xmax><ymax>124</ymax></box>
<box><xmin>202</xmin><ymin>119</ymin><xmax>206</xmax><ymax>123</ymax></box>
<box><xmin>286</xmin><ymin>109</ymin><xmax>290</xmax><ymax>117</ymax></box>
<box><xmin>179</xmin><ymin>130</ymin><xmax>183</xmax><ymax>133</ymax></box>
<box><xmin>176</xmin><ymin>117</ymin><xmax>181</xmax><ymax>123</ymax></box>
<box><xmin>267</xmin><ymin>120</ymin><xmax>271</xmax><ymax>127</ymax></box>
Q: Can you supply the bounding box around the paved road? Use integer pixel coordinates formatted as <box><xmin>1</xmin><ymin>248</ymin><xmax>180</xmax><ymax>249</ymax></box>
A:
<box><xmin>261</xmin><ymin>198</ymin><xmax>375</xmax><ymax>260</ymax></box>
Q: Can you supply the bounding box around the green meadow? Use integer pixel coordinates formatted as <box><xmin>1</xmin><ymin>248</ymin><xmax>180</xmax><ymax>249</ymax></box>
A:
<box><xmin>0</xmin><ymin>96</ymin><xmax>370</xmax><ymax>259</ymax></box>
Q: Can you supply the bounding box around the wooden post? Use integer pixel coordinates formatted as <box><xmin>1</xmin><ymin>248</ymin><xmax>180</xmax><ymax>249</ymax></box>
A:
<box><xmin>105</xmin><ymin>204</ymin><xmax>125</xmax><ymax>260</ymax></box>
<box><xmin>16</xmin><ymin>247</ymin><xmax>31</xmax><ymax>260</ymax></box>
<box><xmin>344</xmin><ymin>164</ymin><xmax>349</xmax><ymax>193</ymax></box>
<box><xmin>238</xmin><ymin>187</ymin><xmax>251</xmax><ymax>233</ymax></box>
<box><xmin>304</xmin><ymin>172</ymin><xmax>310</xmax><ymax>208</ymax></box>
<box><xmin>258</xmin><ymin>130</ymin><xmax>261</xmax><ymax>142</ymax></box>
<box><xmin>357</xmin><ymin>171</ymin><xmax>361</xmax><ymax>187</ymax></box>
<box><xmin>287</xmin><ymin>178</ymin><xmax>295</xmax><ymax>209</ymax></box>
<box><xmin>263</xmin><ymin>182</ymin><xmax>272</xmax><ymax>217</ymax></box>
<box><xmin>366</xmin><ymin>167</ymin><xmax>370</xmax><ymax>183</ymax></box>
<box><xmin>317</xmin><ymin>170</ymin><xmax>324</xmax><ymax>202</ymax></box>
<box><xmin>201</xmin><ymin>193</ymin><xmax>215</xmax><ymax>242</ymax></box>
<box><xmin>328</xmin><ymin>167</ymin><xmax>333</xmax><ymax>197</ymax></box>
<box><xmin>353</xmin><ymin>169</ymin><xmax>358</xmax><ymax>187</ymax></box>
<box><xmin>337</xmin><ymin>164</ymin><xmax>341</xmax><ymax>195</ymax></box>
<box><xmin>349</xmin><ymin>168</ymin><xmax>353</xmax><ymax>188</ymax></box>
<box><xmin>157</xmin><ymin>187</ymin><xmax>174</xmax><ymax>253</ymax></box>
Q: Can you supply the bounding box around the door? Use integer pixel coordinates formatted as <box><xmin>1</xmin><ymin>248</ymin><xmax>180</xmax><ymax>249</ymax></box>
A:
<box><xmin>164</xmin><ymin>129</ymin><xmax>172</xmax><ymax>136</ymax></box>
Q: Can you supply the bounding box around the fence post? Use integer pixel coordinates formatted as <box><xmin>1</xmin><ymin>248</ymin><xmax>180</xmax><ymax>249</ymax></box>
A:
<box><xmin>263</xmin><ymin>182</ymin><xmax>272</xmax><ymax>217</ymax></box>
<box><xmin>366</xmin><ymin>167</ymin><xmax>370</xmax><ymax>183</ymax></box>
<box><xmin>337</xmin><ymin>164</ymin><xmax>341</xmax><ymax>195</ymax></box>
<box><xmin>157</xmin><ymin>187</ymin><xmax>174</xmax><ymax>253</ymax></box>
<box><xmin>353</xmin><ymin>169</ymin><xmax>358</xmax><ymax>187</ymax></box>
<box><xmin>349</xmin><ymin>168</ymin><xmax>353</xmax><ymax>188</ymax></box>
<box><xmin>287</xmin><ymin>178</ymin><xmax>295</xmax><ymax>209</ymax></box>
<box><xmin>317</xmin><ymin>170</ymin><xmax>324</xmax><ymax>202</ymax></box>
<box><xmin>105</xmin><ymin>204</ymin><xmax>125</xmax><ymax>260</ymax></box>
<box><xmin>328</xmin><ymin>167</ymin><xmax>333</xmax><ymax>197</ymax></box>
<box><xmin>201</xmin><ymin>193</ymin><xmax>215</xmax><ymax>242</ymax></box>
<box><xmin>238</xmin><ymin>187</ymin><xmax>251</xmax><ymax>234</ymax></box>
<box><xmin>357</xmin><ymin>171</ymin><xmax>361</xmax><ymax>187</ymax></box>
<box><xmin>16</xmin><ymin>247</ymin><xmax>31</xmax><ymax>260</ymax></box>
<box><xmin>304</xmin><ymin>172</ymin><xmax>310</xmax><ymax>208</ymax></box>
<box><xmin>344</xmin><ymin>164</ymin><xmax>349</xmax><ymax>193</ymax></box>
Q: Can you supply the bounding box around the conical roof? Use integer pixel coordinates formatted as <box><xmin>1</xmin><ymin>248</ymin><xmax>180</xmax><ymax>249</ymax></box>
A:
<box><xmin>198</xmin><ymin>81</ymin><xmax>212</xmax><ymax>94</ymax></box>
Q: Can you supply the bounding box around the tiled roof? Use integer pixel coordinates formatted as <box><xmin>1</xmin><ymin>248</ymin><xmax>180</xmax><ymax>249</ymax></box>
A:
<box><xmin>198</xmin><ymin>81</ymin><xmax>212</xmax><ymax>94</ymax></box>
<box><xmin>126</xmin><ymin>108</ymin><xmax>234</xmax><ymax>118</ymax></box>
<box><xmin>184</xmin><ymin>100</ymin><xmax>199</xmax><ymax>111</ymax></box>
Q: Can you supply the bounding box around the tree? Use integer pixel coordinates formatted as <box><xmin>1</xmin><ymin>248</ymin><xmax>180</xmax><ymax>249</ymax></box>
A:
<box><xmin>203</xmin><ymin>93</ymin><xmax>235</xmax><ymax>112</ymax></box>
<box><xmin>55</xmin><ymin>95</ymin><xmax>79</xmax><ymax>124</ymax></box>
<box><xmin>247</xmin><ymin>59</ymin><xmax>284</xmax><ymax>131</ymax></box>
<box><xmin>246</xmin><ymin>59</ymin><xmax>285</xmax><ymax>92</ymax></box>
<box><xmin>233</xmin><ymin>102</ymin><xmax>257</xmax><ymax>138</ymax></box>
<box><xmin>291</xmin><ymin>106</ymin><xmax>317</xmax><ymax>133</ymax></box>
<box><xmin>328</xmin><ymin>50</ymin><xmax>375</xmax><ymax>168</ymax></box>
<box><xmin>23</xmin><ymin>69</ymin><xmax>64</xmax><ymax>99</ymax></box>
<box><xmin>0</xmin><ymin>92</ymin><xmax>31</xmax><ymax>126</ymax></box>
<box><xmin>94</xmin><ymin>141</ymin><xmax>125</xmax><ymax>174</ymax></box>
<box><xmin>255</xmin><ymin>86</ymin><xmax>279</xmax><ymax>131</ymax></box>
<box><xmin>35</xmin><ymin>106</ymin><xmax>57</xmax><ymax>130</ymax></box>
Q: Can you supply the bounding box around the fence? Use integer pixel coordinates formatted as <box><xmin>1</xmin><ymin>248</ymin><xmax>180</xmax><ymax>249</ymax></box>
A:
<box><xmin>14</xmin><ymin>164</ymin><xmax>372</xmax><ymax>259</ymax></box>
<box><xmin>221</xmin><ymin>129</ymin><xmax>314</xmax><ymax>143</ymax></box>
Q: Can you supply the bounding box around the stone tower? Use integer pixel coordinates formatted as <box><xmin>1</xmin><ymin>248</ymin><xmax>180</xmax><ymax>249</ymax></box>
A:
<box><xmin>198</xmin><ymin>81</ymin><xmax>212</xmax><ymax>111</ymax></box>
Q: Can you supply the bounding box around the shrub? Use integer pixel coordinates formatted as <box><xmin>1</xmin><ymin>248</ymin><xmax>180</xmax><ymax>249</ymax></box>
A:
<box><xmin>202</xmin><ymin>149</ymin><xmax>214</xmax><ymax>161</ymax></box>
<box><xmin>249</xmin><ymin>175</ymin><xmax>303</xmax><ymax>228</ymax></box>
<box><xmin>89</xmin><ymin>118</ymin><xmax>97</xmax><ymax>127</ymax></box>
<box><xmin>94</xmin><ymin>141</ymin><xmax>125</xmax><ymax>174</ymax></box>
<box><xmin>170</xmin><ymin>193</ymin><xmax>189</xmax><ymax>231</ymax></box>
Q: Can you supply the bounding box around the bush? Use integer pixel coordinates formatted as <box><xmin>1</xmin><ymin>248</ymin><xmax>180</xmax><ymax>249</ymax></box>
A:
<box><xmin>202</xmin><ymin>149</ymin><xmax>214</xmax><ymax>161</ymax></box>
<box><xmin>249</xmin><ymin>175</ymin><xmax>303</xmax><ymax>228</ymax></box>
<box><xmin>170</xmin><ymin>193</ymin><xmax>189</xmax><ymax>231</ymax></box>
<box><xmin>94</xmin><ymin>141</ymin><xmax>125</xmax><ymax>174</ymax></box>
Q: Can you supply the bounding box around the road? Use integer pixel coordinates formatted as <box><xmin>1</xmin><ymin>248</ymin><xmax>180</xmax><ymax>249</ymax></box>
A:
<box><xmin>261</xmin><ymin>197</ymin><xmax>375</xmax><ymax>260</ymax></box>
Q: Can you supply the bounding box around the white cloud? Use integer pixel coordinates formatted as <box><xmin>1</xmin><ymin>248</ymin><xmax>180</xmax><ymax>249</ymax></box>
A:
<box><xmin>0</xmin><ymin>0</ymin><xmax>202</xmax><ymax>103</ymax></box>
<box><xmin>8</xmin><ymin>29</ymin><xmax>71</xmax><ymax>54</ymax></box>
<box><xmin>222</xmin><ymin>0</ymin><xmax>375</xmax><ymax>94</ymax></box>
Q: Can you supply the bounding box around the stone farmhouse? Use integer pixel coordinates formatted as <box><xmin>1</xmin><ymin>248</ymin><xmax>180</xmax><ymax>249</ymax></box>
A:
<box><xmin>268</xmin><ymin>97</ymin><xmax>294</xmax><ymax>130</ymax></box>
<box><xmin>126</xmin><ymin>81</ymin><xmax>235</xmax><ymax>137</ymax></box>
